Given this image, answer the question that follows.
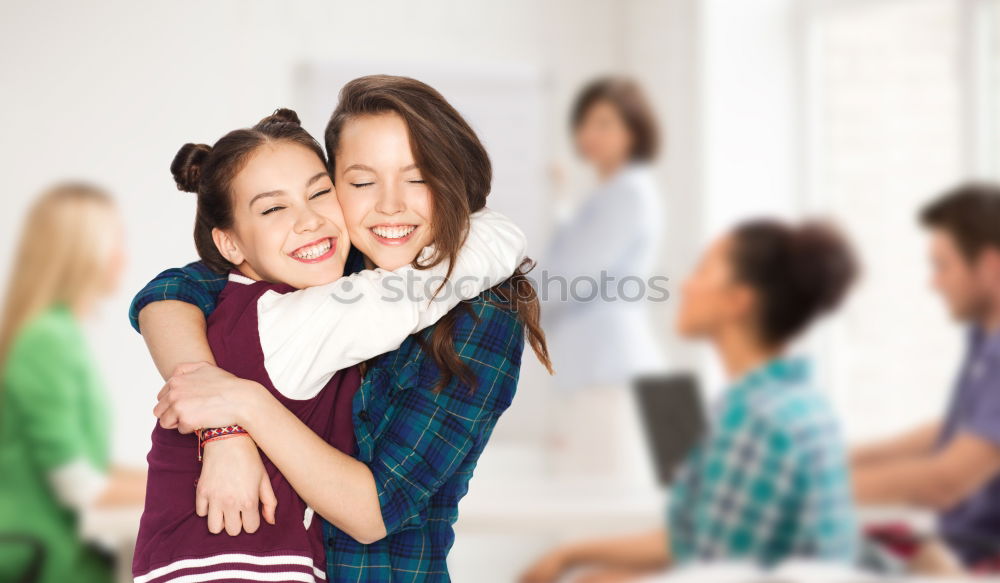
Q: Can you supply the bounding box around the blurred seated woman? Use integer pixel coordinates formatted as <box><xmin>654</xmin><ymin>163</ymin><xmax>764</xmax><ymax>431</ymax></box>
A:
<box><xmin>522</xmin><ymin>219</ymin><xmax>862</xmax><ymax>582</ymax></box>
<box><xmin>0</xmin><ymin>184</ymin><xmax>147</xmax><ymax>583</ymax></box>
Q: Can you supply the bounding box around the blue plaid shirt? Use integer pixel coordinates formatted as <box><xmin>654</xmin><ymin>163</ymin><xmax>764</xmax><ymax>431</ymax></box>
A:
<box><xmin>129</xmin><ymin>253</ymin><xmax>525</xmax><ymax>582</ymax></box>
<box><xmin>668</xmin><ymin>357</ymin><xmax>859</xmax><ymax>567</ymax></box>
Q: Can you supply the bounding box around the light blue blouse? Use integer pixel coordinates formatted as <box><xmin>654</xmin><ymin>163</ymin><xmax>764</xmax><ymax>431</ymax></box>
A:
<box><xmin>542</xmin><ymin>163</ymin><xmax>667</xmax><ymax>390</ymax></box>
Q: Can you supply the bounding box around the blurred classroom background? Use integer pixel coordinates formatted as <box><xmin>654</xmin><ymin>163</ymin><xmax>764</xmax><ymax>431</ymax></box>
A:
<box><xmin>1</xmin><ymin>0</ymin><xmax>1000</xmax><ymax>581</ymax></box>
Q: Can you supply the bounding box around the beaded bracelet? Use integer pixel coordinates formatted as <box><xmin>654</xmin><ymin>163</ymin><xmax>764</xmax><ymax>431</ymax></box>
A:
<box><xmin>197</xmin><ymin>425</ymin><xmax>248</xmax><ymax>461</ymax></box>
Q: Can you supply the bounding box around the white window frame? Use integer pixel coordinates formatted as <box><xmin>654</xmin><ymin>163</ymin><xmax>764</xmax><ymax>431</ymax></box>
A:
<box><xmin>797</xmin><ymin>0</ymin><xmax>1000</xmax><ymax>424</ymax></box>
<box><xmin>801</xmin><ymin>0</ymin><xmax>1000</xmax><ymax>204</ymax></box>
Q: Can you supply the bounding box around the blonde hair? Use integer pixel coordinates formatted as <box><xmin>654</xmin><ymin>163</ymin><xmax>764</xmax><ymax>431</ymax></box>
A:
<box><xmin>0</xmin><ymin>183</ymin><xmax>119</xmax><ymax>365</ymax></box>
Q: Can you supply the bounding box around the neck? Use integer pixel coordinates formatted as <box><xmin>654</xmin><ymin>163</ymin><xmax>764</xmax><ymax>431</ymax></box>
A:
<box><xmin>714</xmin><ymin>325</ymin><xmax>783</xmax><ymax>381</ymax></box>
<box><xmin>597</xmin><ymin>160</ymin><xmax>627</xmax><ymax>182</ymax></box>
<box><xmin>236</xmin><ymin>262</ymin><xmax>263</xmax><ymax>282</ymax></box>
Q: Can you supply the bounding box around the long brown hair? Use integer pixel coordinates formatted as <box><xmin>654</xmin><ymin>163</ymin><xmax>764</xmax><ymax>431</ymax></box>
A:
<box><xmin>172</xmin><ymin>108</ymin><xmax>327</xmax><ymax>272</ymax></box>
<box><xmin>325</xmin><ymin>75</ymin><xmax>553</xmax><ymax>391</ymax></box>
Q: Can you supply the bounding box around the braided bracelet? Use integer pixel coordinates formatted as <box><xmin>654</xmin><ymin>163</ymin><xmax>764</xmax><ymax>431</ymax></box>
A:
<box><xmin>197</xmin><ymin>425</ymin><xmax>248</xmax><ymax>461</ymax></box>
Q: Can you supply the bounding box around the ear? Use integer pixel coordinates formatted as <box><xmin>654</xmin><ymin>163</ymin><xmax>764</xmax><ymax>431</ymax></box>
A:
<box><xmin>212</xmin><ymin>227</ymin><xmax>245</xmax><ymax>265</ymax></box>
<box><xmin>727</xmin><ymin>283</ymin><xmax>757</xmax><ymax>321</ymax></box>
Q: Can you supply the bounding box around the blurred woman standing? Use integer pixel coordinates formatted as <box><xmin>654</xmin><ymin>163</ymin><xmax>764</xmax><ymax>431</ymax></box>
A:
<box><xmin>0</xmin><ymin>184</ymin><xmax>146</xmax><ymax>583</ymax></box>
<box><xmin>543</xmin><ymin>77</ymin><xmax>666</xmax><ymax>480</ymax></box>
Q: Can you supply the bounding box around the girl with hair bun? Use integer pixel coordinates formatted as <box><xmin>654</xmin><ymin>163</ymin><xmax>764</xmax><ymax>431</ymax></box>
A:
<box><xmin>131</xmin><ymin>108</ymin><xmax>526</xmax><ymax>583</ymax></box>
<box><xmin>522</xmin><ymin>219</ymin><xmax>862</xmax><ymax>581</ymax></box>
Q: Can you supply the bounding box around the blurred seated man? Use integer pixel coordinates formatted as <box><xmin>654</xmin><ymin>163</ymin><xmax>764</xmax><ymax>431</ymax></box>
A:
<box><xmin>521</xmin><ymin>219</ymin><xmax>861</xmax><ymax>582</ymax></box>
<box><xmin>852</xmin><ymin>183</ymin><xmax>1000</xmax><ymax>570</ymax></box>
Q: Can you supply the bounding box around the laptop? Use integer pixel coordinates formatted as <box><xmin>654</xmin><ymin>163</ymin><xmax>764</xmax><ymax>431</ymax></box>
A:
<box><xmin>632</xmin><ymin>372</ymin><xmax>708</xmax><ymax>486</ymax></box>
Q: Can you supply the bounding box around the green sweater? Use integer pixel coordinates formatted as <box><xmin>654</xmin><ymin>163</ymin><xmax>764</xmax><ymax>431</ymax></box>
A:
<box><xmin>0</xmin><ymin>304</ymin><xmax>112</xmax><ymax>583</ymax></box>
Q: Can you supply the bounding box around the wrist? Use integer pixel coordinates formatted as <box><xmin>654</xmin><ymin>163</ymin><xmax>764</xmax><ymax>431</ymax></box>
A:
<box><xmin>202</xmin><ymin>432</ymin><xmax>250</xmax><ymax>449</ymax></box>
<box><xmin>235</xmin><ymin>379</ymin><xmax>269</xmax><ymax>431</ymax></box>
<box><xmin>198</xmin><ymin>425</ymin><xmax>248</xmax><ymax>461</ymax></box>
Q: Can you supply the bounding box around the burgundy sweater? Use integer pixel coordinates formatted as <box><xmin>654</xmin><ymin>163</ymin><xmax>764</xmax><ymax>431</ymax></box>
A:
<box><xmin>133</xmin><ymin>273</ymin><xmax>360</xmax><ymax>583</ymax></box>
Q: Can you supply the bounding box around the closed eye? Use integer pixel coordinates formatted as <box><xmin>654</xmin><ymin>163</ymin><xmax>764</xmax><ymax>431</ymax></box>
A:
<box><xmin>351</xmin><ymin>182</ymin><xmax>374</xmax><ymax>189</ymax></box>
<box><xmin>262</xmin><ymin>206</ymin><xmax>284</xmax><ymax>216</ymax></box>
<box><xmin>408</xmin><ymin>180</ymin><xmax>426</xmax><ymax>184</ymax></box>
<box><xmin>310</xmin><ymin>188</ymin><xmax>332</xmax><ymax>199</ymax></box>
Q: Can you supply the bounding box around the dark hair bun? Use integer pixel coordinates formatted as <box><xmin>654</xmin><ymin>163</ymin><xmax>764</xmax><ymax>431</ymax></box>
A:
<box><xmin>257</xmin><ymin>108</ymin><xmax>301</xmax><ymax>128</ymax></box>
<box><xmin>731</xmin><ymin>219</ymin><xmax>859</xmax><ymax>346</ymax></box>
<box><xmin>170</xmin><ymin>143</ymin><xmax>212</xmax><ymax>193</ymax></box>
<box><xmin>792</xmin><ymin>222</ymin><xmax>858</xmax><ymax>314</ymax></box>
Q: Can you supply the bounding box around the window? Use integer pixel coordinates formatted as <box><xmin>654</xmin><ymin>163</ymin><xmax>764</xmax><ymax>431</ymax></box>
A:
<box><xmin>804</xmin><ymin>0</ymin><xmax>1000</xmax><ymax>440</ymax></box>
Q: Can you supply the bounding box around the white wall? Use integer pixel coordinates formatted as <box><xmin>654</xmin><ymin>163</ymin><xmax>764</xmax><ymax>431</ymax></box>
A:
<box><xmin>701</xmin><ymin>0</ymin><xmax>800</xmax><ymax>236</ymax></box>
<box><xmin>622</xmin><ymin>0</ymin><xmax>705</xmax><ymax>373</ymax></box>
<box><xmin>625</xmin><ymin>0</ymin><xmax>804</xmax><ymax>392</ymax></box>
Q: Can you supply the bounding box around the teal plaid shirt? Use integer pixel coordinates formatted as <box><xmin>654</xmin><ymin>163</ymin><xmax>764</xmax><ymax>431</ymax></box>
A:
<box><xmin>668</xmin><ymin>357</ymin><xmax>859</xmax><ymax>567</ymax></box>
<box><xmin>129</xmin><ymin>254</ymin><xmax>525</xmax><ymax>582</ymax></box>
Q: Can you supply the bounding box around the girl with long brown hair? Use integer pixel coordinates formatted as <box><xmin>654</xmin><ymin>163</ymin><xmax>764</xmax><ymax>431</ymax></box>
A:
<box><xmin>131</xmin><ymin>76</ymin><xmax>551</xmax><ymax>581</ymax></box>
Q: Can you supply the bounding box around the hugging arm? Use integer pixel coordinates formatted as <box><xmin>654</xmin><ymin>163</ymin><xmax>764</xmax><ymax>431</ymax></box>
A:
<box><xmin>168</xmin><ymin>300</ymin><xmax>525</xmax><ymax>544</ymax></box>
<box><xmin>136</xmin><ymin>287</ymin><xmax>279</xmax><ymax>536</ymax></box>
<box><xmin>132</xmin><ymin>261</ymin><xmax>224</xmax><ymax>378</ymax></box>
<box><xmin>135</xmin><ymin>209</ymin><xmax>525</xmax><ymax>535</ymax></box>
<box><xmin>258</xmin><ymin>207</ymin><xmax>526</xmax><ymax>398</ymax></box>
<box><xmin>138</xmin><ymin>301</ymin><xmax>214</xmax><ymax>378</ymax></box>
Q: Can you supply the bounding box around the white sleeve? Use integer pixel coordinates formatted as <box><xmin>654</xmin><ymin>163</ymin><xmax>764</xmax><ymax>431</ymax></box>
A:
<box><xmin>258</xmin><ymin>207</ymin><xmax>527</xmax><ymax>399</ymax></box>
<box><xmin>47</xmin><ymin>458</ymin><xmax>109</xmax><ymax>511</ymax></box>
